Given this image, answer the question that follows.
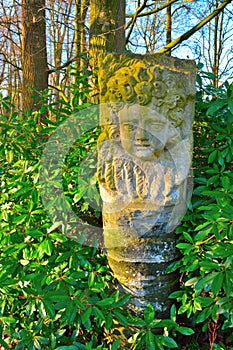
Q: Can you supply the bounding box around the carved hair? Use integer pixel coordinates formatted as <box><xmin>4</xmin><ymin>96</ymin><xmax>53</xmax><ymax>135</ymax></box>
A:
<box><xmin>99</xmin><ymin>54</ymin><xmax>195</xmax><ymax>129</ymax></box>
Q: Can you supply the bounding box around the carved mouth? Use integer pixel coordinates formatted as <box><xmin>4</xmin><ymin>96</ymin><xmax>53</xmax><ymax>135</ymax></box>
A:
<box><xmin>135</xmin><ymin>144</ymin><xmax>150</xmax><ymax>147</ymax></box>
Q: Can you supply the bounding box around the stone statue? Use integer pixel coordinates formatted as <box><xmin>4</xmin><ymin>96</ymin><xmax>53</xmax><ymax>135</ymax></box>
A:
<box><xmin>97</xmin><ymin>54</ymin><xmax>196</xmax><ymax>316</ymax></box>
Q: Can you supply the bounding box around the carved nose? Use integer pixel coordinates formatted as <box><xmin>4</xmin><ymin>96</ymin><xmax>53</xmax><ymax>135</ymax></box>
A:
<box><xmin>135</xmin><ymin>127</ymin><xmax>149</xmax><ymax>142</ymax></box>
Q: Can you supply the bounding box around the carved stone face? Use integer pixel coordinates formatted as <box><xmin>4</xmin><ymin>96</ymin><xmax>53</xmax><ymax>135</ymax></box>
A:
<box><xmin>119</xmin><ymin>104</ymin><xmax>169</xmax><ymax>160</ymax></box>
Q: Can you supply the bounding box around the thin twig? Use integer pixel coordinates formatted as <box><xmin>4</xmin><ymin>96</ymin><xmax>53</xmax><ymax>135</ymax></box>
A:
<box><xmin>156</xmin><ymin>0</ymin><xmax>232</xmax><ymax>54</ymax></box>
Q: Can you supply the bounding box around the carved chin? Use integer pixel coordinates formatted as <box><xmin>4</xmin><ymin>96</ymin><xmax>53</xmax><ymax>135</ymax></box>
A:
<box><xmin>131</xmin><ymin>146</ymin><xmax>164</xmax><ymax>160</ymax></box>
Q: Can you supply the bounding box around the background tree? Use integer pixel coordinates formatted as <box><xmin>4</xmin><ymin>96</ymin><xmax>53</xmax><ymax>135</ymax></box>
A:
<box><xmin>21</xmin><ymin>0</ymin><xmax>48</xmax><ymax>111</ymax></box>
<box><xmin>198</xmin><ymin>0</ymin><xmax>233</xmax><ymax>85</ymax></box>
<box><xmin>74</xmin><ymin>0</ymin><xmax>89</xmax><ymax>74</ymax></box>
<box><xmin>89</xmin><ymin>0</ymin><xmax>126</xmax><ymax>67</ymax></box>
<box><xmin>166</xmin><ymin>0</ymin><xmax>172</xmax><ymax>55</ymax></box>
<box><xmin>125</xmin><ymin>0</ymin><xmax>233</xmax><ymax>85</ymax></box>
<box><xmin>0</xmin><ymin>0</ymin><xmax>22</xmax><ymax>108</ymax></box>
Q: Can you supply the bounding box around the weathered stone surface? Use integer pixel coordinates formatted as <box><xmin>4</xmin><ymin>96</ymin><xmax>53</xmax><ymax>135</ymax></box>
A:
<box><xmin>97</xmin><ymin>53</ymin><xmax>196</xmax><ymax>316</ymax></box>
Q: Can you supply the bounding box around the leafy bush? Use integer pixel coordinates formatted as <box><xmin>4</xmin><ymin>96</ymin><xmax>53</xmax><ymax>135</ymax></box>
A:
<box><xmin>168</xmin><ymin>70</ymin><xmax>233</xmax><ymax>348</ymax></box>
<box><xmin>1</xmin><ymin>68</ymin><xmax>233</xmax><ymax>349</ymax></box>
<box><xmin>0</xmin><ymin>84</ymin><xmax>188</xmax><ymax>349</ymax></box>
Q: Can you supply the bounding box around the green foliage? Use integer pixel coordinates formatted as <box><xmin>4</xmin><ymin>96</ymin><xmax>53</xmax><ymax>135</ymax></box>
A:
<box><xmin>0</xmin><ymin>91</ymin><xmax>111</xmax><ymax>349</ymax></box>
<box><xmin>1</xmin><ymin>68</ymin><xmax>233</xmax><ymax>349</ymax></box>
<box><xmin>127</xmin><ymin>304</ymin><xmax>194</xmax><ymax>349</ymax></box>
<box><xmin>0</xmin><ymin>80</ymin><xmax>186</xmax><ymax>349</ymax></box>
<box><xmin>168</xmin><ymin>70</ymin><xmax>233</xmax><ymax>346</ymax></box>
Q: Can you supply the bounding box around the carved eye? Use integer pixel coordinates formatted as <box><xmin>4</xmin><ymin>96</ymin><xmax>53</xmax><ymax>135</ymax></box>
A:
<box><xmin>150</xmin><ymin>122</ymin><xmax>165</xmax><ymax>131</ymax></box>
<box><xmin>123</xmin><ymin>123</ymin><xmax>135</xmax><ymax>131</ymax></box>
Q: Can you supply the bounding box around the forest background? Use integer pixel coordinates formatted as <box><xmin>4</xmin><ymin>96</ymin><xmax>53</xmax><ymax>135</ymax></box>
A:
<box><xmin>0</xmin><ymin>1</ymin><xmax>233</xmax><ymax>349</ymax></box>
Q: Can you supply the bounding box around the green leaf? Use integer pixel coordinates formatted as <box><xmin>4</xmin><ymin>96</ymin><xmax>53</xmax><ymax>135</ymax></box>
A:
<box><xmin>178</xmin><ymin>302</ymin><xmax>192</xmax><ymax>315</ymax></box>
<box><xmin>81</xmin><ymin>306</ymin><xmax>92</xmax><ymax>324</ymax></box>
<box><xmin>5</xmin><ymin>149</ymin><xmax>14</xmax><ymax>163</ymax></box>
<box><xmin>150</xmin><ymin>319</ymin><xmax>176</xmax><ymax>329</ymax></box>
<box><xmin>96</xmin><ymin>298</ymin><xmax>114</xmax><ymax>307</ymax></box>
<box><xmin>185</xmin><ymin>277</ymin><xmax>199</xmax><ymax>287</ymax></box>
<box><xmin>65</xmin><ymin>302</ymin><xmax>78</xmax><ymax>324</ymax></box>
<box><xmin>93</xmin><ymin>306</ymin><xmax>105</xmax><ymax>321</ymax></box>
<box><xmin>183</xmin><ymin>232</ymin><xmax>194</xmax><ymax>244</ymax></box>
<box><xmin>146</xmin><ymin>330</ymin><xmax>156</xmax><ymax>350</ymax></box>
<box><xmin>228</xmin><ymin>97</ymin><xmax>233</xmax><ymax>114</ymax></box>
<box><xmin>176</xmin><ymin>243</ymin><xmax>193</xmax><ymax>255</ymax></box>
<box><xmin>222</xmin><ymin>176</ymin><xmax>230</xmax><ymax>189</ymax></box>
<box><xmin>195</xmin><ymin>296</ymin><xmax>214</xmax><ymax>307</ymax></box>
<box><xmin>206</xmin><ymin>98</ymin><xmax>227</xmax><ymax>115</ymax></box>
<box><xmin>154</xmin><ymin>336</ymin><xmax>165</xmax><ymax>350</ymax></box>
<box><xmin>196</xmin><ymin>307</ymin><xmax>212</xmax><ymax>323</ymax></box>
<box><xmin>113</xmin><ymin>310</ymin><xmax>128</xmax><ymax>326</ymax></box>
<box><xmin>196</xmin><ymin>74</ymin><xmax>202</xmax><ymax>87</ymax></box>
<box><xmin>194</xmin><ymin>221</ymin><xmax>211</xmax><ymax>232</ymax></box>
<box><xmin>127</xmin><ymin>315</ymin><xmax>146</xmax><ymax>326</ymax></box>
<box><xmin>105</xmin><ymin>312</ymin><xmax>113</xmax><ymax>330</ymax></box>
<box><xmin>211</xmin><ymin>304</ymin><xmax>219</xmax><ymax>323</ymax></box>
<box><xmin>166</xmin><ymin>259</ymin><xmax>182</xmax><ymax>274</ymax></box>
<box><xmin>88</xmin><ymin>271</ymin><xmax>95</xmax><ymax>287</ymax></box>
<box><xmin>144</xmin><ymin>304</ymin><xmax>155</xmax><ymax>323</ymax></box>
<box><xmin>168</xmin><ymin>290</ymin><xmax>184</xmax><ymax>299</ymax></box>
<box><xmin>223</xmin><ymin>270</ymin><xmax>233</xmax><ymax>297</ymax></box>
<box><xmin>39</xmin><ymin>238</ymin><xmax>53</xmax><ymax>256</ymax></box>
<box><xmin>208</xmin><ymin>149</ymin><xmax>217</xmax><ymax>164</ymax></box>
<box><xmin>162</xmin><ymin>336</ymin><xmax>178</xmax><ymax>348</ymax></box>
<box><xmin>177</xmin><ymin>326</ymin><xmax>195</xmax><ymax>335</ymax></box>
<box><xmin>193</xmin><ymin>299</ymin><xmax>202</xmax><ymax>311</ymax></box>
<box><xmin>195</xmin><ymin>272</ymin><xmax>219</xmax><ymax>292</ymax></box>
<box><xmin>111</xmin><ymin>339</ymin><xmax>120</xmax><ymax>350</ymax></box>
<box><xmin>194</xmin><ymin>228</ymin><xmax>212</xmax><ymax>243</ymax></box>
<box><xmin>170</xmin><ymin>304</ymin><xmax>176</xmax><ymax>322</ymax></box>
<box><xmin>212</xmin><ymin>272</ymin><xmax>223</xmax><ymax>296</ymax></box>
<box><xmin>113</xmin><ymin>294</ymin><xmax>131</xmax><ymax>308</ymax></box>
<box><xmin>47</xmin><ymin>221</ymin><xmax>63</xmax><ymax>233</ymax></box>
<box><xmin>43</xmin><ymin>299</ymin><xmax>55</xmax><ymax>319</ymax></box>
<box><xmin>176</xmin><ymin>243</ymin><xmax>193</xmax><ymax>250</ymax></box>
<box><xmin>33</xmin><ymin>338</ymin><xmax>41</xmax><ymax>350</ymax></box>
<box><xmin>0</xmin><ymin>316</ymin><xmax>16</xmax><ymax>324</ymax></box>
<box><xmin>44</xmin><ymin>291</ymin><xmax>70</xmax><ymax>303</ymax></box>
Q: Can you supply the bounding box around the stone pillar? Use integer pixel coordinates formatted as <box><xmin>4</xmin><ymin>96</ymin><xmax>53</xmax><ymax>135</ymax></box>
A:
<box><xmin>97</xmin><ymin>54</ymin><xmax>196</xmax><ymax>317</ymax></box>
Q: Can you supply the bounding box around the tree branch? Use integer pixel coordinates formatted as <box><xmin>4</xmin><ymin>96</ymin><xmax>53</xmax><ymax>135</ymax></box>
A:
<box><xmin>0</xmin><ymin>52</ymin><xmax>21</xmax><ymax>71</ymax></box>
<box><xmin>125</xmin><ymin>0</ymin><xmax>147</xmax><ymax>44</ymax></box>
<box><xmin>126</xmin><ymin>0</ymin><xmax>179</xmax><ymax>18</ymax></box>
<box><xmin>47</xmin><ymin>56</ymin><xmax>81</xmax><ymax>74</ymax></box>
<box><xmin>156</xmin><ymin>0</ymin><xmax>233</xmax><ymax>54</ymax></box>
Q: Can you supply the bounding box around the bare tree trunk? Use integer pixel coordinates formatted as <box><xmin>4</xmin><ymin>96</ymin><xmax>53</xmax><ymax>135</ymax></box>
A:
<box><xmin>166</xmin><ymin>0</ymin><xmax>172</xmax><ymax>56</ymax></box>
<box><xmin>212</xmin><ymin>0</ymin><xmax>224</xmax><ymax>87</ymax></box>
<box><xmin>74</xmin><ymin>0</ymin><xmax>89</xmax><ymax>104</ymax></box>
<box><xmin>74</xmin><ymin>0</ymin><xmax>89</xmax><ymax>73</ymax></box>
<box><xmin>21</xmin><ymin>0</ymin><xmax>48</xmax><ymax>112</ymax></box>
<box><xmin>89</xmin><ymin>0</ymin><xmax>126</xmax><ymax>68</ymax></box>
<box><xmin>89</xmin><ymin>0</ymin><xmax>125</xmax><ymax>102</ymax></box>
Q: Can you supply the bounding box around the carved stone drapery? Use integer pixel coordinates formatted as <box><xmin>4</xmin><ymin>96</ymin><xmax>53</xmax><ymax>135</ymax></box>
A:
<box><xmin>97</xmin><ymin>54</ymin><xmax>196</xmax><ymax>316</ymax></box>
